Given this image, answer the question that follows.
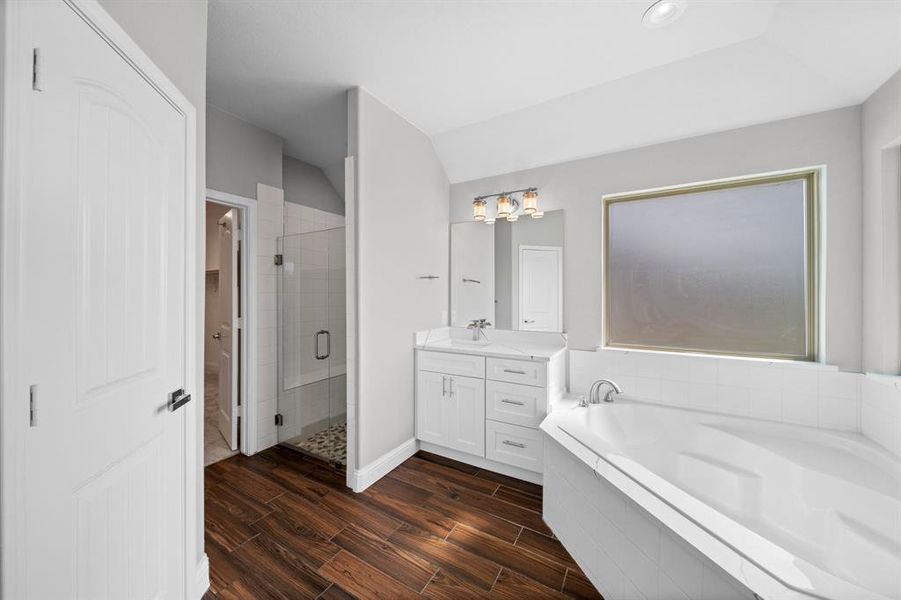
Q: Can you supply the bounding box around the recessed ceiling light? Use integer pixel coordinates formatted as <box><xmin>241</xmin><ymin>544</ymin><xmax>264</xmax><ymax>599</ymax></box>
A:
<box><xmin>642</xmin><ymin>0</ymin><xmax>687</xmax><ymax>28</ymax></box>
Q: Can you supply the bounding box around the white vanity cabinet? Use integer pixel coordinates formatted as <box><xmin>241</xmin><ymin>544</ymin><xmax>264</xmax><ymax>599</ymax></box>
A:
<box><xmin>415</xmin><ymin>369</ymin><xmax>485</xmax><ymax>455</ymax></box>
<box><xmin>415</xmin><ymin>345</ymin><xmax>565</xmax><ymax>480</ymax></box>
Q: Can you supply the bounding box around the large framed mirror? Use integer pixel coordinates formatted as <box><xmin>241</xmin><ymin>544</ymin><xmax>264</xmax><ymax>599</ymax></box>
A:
<box><xmin>450</xmin><ymin>210</ymin><xmax>564</xmax><ymax>332</ymax></box>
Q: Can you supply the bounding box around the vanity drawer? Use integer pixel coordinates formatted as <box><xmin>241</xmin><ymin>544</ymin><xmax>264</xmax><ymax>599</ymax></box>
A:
<box><xmin>486</xmin><ymin>420</ymin><xmax>544</xmax><ymax>473</ymax></box>
<box><xmin>486</xmin><ymin>357</ymin><xmax>546</xmax><ymax>387</ymax></box>
<box><xmin>485</xmin><ymin>380</ymin><xmax>546</xmax><ymax>428</ymax></box>
<box><xmin>417</xmin><ymin>350</ymin><xmax>485</xmax><ymax>378</ymax></box>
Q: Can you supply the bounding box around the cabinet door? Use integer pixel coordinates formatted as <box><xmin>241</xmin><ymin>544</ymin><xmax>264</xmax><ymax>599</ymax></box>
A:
<box><xmin>417</xmin><ymin>370</ymin><xmax>448</xmax><ymax>446</ymax></box>
<box><xmin>447</xmin><ymin>375</ymin><xmax>485</xmax><ymax>457</ymax></box>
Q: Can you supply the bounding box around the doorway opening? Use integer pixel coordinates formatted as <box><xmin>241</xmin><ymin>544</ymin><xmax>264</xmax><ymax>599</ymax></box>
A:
<box><xmin>204</xmin><ymin>198</ymin><xmax>247</xmax><ymax>465</ymax></box>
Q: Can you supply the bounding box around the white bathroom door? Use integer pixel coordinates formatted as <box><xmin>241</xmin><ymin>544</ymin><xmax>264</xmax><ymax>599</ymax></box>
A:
<box><xmin>217</xmin><ymin>209</ymin><xmax>239</xmax><ymax>450</ymax></box>
<box><xmin>519</xmin><ymin>246</ymin><xmax>563</xmax><ymax>331</ymax></box>
<box><xmin>15</xmin><ymin>2</ymin><xmax>189</xmax><ymax>598</ymax></box>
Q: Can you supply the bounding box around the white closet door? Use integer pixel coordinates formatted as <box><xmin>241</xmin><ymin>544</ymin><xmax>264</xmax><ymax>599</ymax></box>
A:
<box><xmin>18</xmin><ymin>2</ymin><xmax>189</xmax><ymax>598</ymax></box>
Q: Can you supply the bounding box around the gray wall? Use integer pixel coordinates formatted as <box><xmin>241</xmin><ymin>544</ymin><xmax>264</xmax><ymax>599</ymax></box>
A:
<box><xmin>97</xmin><ymin>0</ymin><xmax>209</xmax><ymax>567</ymax></box>
<box><xmin>283</xmin><ymin>155</ymin><xmax>345</xmax><ymax>215</ymax></box>
<box><xmin>351</xmin><ymin>88</ymin><xmax>450</xmax><ymax>469</ymax></box>
<box><xmin>862</xmin><ymin>69</ymin><xmax>901</xmax><ymax>375</ymax></box>
<box><xmin>451</xmin><ymin>107</ymin><xmax>863</xmax><ymax>371</ymax></box>
<box><xmin>207</xmin><ymin>104</ymin><xmax>283</xmax><ymax>199</ymax></box>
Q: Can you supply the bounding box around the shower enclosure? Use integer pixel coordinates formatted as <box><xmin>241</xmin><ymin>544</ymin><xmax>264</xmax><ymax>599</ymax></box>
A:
<box><xmin>276</xmin><ymin>226</ymin><xmax>347</xmax><ymax>465</ymax></box>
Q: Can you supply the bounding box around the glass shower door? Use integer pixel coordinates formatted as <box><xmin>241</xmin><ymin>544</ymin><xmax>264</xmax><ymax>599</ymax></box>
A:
<box><xmin>276</xmin><ymin>226</ymin><xmax>346</xmax><ymax>465</ymax></box>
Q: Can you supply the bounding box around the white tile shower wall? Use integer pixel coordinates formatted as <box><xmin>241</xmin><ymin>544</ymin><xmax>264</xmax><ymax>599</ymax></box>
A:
<box><xmin>861</xmin><ymin>373</ymin><xmax>901</xmax><ymax>457</ymax></box>
<box><xmin>284</xmin><ymin>202</ymin><xmax>345</xmax><ymax>236</ymax></box>
<box><xmin>544</xmin><ymin>438</ymin><xmax>755</xmax><ymax>600</ymax></box>
<box><xmin>570</xmin><ymin>349</ymin><xmax>861</xmax><ymax>432</ymax></box>
<box><xmin>256</xmin><ymin>183</ymin><xmax>285</xmax><ymax>450</ymax></box>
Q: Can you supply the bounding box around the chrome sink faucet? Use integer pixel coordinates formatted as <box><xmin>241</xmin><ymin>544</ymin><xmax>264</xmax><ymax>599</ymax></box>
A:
<box><xmin>580</xmin><ymin>379</ymin><xmax>623</xmax><ymax>406</ymax></box>
<box><xmin>467</xmin><ymin>318</ymin><xmax>491</xmax><ymax>341</ymax></box>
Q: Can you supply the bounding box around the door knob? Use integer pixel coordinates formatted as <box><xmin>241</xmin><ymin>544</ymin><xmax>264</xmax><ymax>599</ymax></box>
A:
<box><xmin>212</xmin><ymin>332</ymin><xmax>221</xmax><ymax>340</ymax></box>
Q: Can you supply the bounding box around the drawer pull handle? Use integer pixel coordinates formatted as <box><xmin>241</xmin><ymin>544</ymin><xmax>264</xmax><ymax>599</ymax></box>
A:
<box><xmin>503</xmin><ymin>369</ymin><xmax>527</xmax><ymax>375</ymax></box>
<box><xmin>502</xmin><ymin>440</ymin><xmax>526</xmax><ymax>448</ymax></box>
<box><xmin>501</xmin><ymin>399</ymin><xmax>525</xmax><ymax>406</ymax></box>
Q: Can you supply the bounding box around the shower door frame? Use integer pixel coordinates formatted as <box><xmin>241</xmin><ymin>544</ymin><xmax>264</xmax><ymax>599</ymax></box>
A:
<box><xmin>206</xmin><ymin>188</ymin><xmax>259</xmax><ymax>455</ymax></box>
<box><xmin>275</xmin><ymin>225</ymin><xmax>346</xmax><ymax>458</ymax></box>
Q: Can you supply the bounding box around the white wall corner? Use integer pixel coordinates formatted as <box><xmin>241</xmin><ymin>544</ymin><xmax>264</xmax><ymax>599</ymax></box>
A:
<box><xmin>192</xmin><ymin>553</ymin><xmax>210</xmax><ymax>600</ymax></box>
<box><xmin>350</xmin><ymin>438</ymin><xmax>419</xmax><ymax>492</ymax></box>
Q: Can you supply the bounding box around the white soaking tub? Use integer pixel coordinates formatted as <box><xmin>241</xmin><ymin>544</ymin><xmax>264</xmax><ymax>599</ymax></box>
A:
<box><xmin>539</xmin><ymin>399</ymin><xmax>901</xmax><ymax>600</ymax></box>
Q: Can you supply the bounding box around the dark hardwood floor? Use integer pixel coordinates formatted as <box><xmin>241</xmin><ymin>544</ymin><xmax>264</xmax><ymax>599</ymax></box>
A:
<box><xmin>203</xmin><ymin>446</ymin><xmax>603</xmax><ymax>599</ymax></box>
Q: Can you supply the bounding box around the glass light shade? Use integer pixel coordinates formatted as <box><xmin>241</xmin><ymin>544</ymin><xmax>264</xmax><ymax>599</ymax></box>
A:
<box><xmin>522</xmin><ymin>190</ymin><xmax>538</xmax><ymax>214</ymax></box>
<box><xmin>472</xmin><ymin>199</ymin><xmax>487</xmax><ymax>221</ymax></box>
<box><xmin>531</xmin><ymin>211</ymin><xmax>544</xmax><ymax>219</ymax></box>
<box><xmin>506</xmin><ymin>214</ymin><xmax>519</xmax><ymax>222</ymax></box>
<box><xmin>496</xmin><ymin>195</ymin><xmax>512</xmax><ymax>218</ymax></box>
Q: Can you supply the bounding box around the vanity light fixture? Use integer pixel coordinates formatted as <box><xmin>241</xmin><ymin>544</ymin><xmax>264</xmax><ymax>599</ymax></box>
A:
<box><xmin>471</xmin><ymin>187</ymin><xmax>541</xmax><ymax>223</ymax></box>
<box><xmin>496</xmin><ymin>194</ymin><xmax>513</xmax><ymax>218</ymax></box>
<box><xmin>472</xmin><ymin>198</ymin><xmax>487</xmax><ymax>221</ymax></box>
<box><xmin>522</xmin><ymin>189</ymin><xmax>538</xmax><ymax>214</ymax></box>
<box><xmin>641</xmin><ymin>0</ymin><xmax>686</xmax><ymax>28</ymax></box>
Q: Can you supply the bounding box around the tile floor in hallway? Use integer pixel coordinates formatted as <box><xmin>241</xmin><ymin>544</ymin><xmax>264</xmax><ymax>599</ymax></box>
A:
<box><xmin>202</xmin><ymin>446</ymin><xmax>602</xmax><ymax>599</ymax></box>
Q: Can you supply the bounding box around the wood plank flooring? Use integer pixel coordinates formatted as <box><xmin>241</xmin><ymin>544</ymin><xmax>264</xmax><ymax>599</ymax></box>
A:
<box><xmin>203</xmin><ymin>447</ymin><xmax>603</xmax><ymax>600</ymax></box>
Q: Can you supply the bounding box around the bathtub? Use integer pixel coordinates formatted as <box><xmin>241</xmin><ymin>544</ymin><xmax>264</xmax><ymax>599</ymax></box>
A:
<box><xmin>539</xmin><ymin>399</ymin><xmax>901</xmax><ymax>600</ymax></box>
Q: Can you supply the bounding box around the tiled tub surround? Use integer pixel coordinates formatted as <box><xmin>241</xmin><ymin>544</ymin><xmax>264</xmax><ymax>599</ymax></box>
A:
<box><xmin>541</xmin><ymin>401</ymin><xmax>901</xmax><ymax>600</ymax></box>
<box><xmin>570</xmin><ymin>349</ymin><xmax>901</xmax><ymax>457</ymax></box>
<box><xmin>570</xmin><ymin>349</ymin><xmax>862</xmax><ymax>432</ymax></box>
<box><xmin>861</xmin><ymin>373</ymin><xmax>901</xmax><ymax>458</ymax></box>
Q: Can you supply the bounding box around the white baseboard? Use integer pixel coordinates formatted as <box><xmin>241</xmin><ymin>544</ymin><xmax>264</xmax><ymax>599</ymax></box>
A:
<box><xmin>192</xmin><ymin>553</ymin><xmax>210</xmax><ymax>599</ymax></box>
<box><xmin>418</xmin><ymin>441</ymin><xmax>543</xmax><ymax>485</ymax></box>
<box><xmin>350</xmin><ymin>437</ymin><xmax>419</xmax><ymax>492</ymax></box>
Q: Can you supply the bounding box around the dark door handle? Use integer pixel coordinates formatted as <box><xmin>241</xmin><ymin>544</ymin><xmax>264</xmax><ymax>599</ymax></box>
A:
<box><xmin>168</xmin><ymin>388</ymin><xmax>192</xmax><ymax>412</ymax></box>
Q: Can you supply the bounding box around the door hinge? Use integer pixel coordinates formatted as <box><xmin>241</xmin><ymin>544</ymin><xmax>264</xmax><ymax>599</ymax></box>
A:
<box><xmin>274</xmin><ymin>413</ymin><xmax>284</xmax><ymax>426</ymax></box>
<box><xmin>29</xmin><ymin>385</ymin><xmax>38</xmax><ymax>427</ymax></box>
<box><xmin>32</xmin><ymin>48</ymin><xmax>43</xmax><ymax>92</ymax></box>
<box><xmin>235</xmin><ymin>317</ymin><xmax>243</xmax><ymax>330</ymax></box>
<box><xmin>274</xmin><ymin>254</ymin><xmax>283</xmax><ymax>266</ymax></box>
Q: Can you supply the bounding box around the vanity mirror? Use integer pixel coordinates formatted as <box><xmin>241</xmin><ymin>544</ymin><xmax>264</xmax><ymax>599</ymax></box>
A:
<box><xmin>450</xmin><ymin>210</ymin><xmax>564</xmax><ymax>332</ymax></box>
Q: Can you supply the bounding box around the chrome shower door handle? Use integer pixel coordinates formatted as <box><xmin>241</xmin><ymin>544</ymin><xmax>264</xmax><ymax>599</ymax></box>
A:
<box><xmin>315</xmin><ymin>330</ymin><xmax>328</xmax><ymax>360</ymax></box>
<box><xmin>324</xmin><ymin>330</ymin><xmax>331</xmax><ymax>359</ymax></box>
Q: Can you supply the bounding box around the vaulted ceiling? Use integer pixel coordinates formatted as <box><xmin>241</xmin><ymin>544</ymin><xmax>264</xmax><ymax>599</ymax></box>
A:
<box><xmin>207</xmin><ymin>0</ymin><xmax>901</xmax><ymax>182</ymax></box>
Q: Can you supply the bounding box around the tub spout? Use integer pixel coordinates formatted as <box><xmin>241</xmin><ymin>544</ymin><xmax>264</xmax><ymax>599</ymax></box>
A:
<box><xmin>588</xmin><ymin>379</ymin><xmax>623</xmax><ymax>404</ymax></box>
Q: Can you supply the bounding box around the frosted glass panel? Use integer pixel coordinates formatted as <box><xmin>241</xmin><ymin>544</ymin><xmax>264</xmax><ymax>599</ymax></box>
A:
<box><xmin>606</xmin><ymin>178</ymin><xmax>811</xmax><ymax>358</ymax></box>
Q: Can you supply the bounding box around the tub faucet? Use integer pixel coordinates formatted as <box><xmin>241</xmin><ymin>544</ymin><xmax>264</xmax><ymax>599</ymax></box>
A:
<box><xmin>581</xmin><ymin>379</ymin><xmax>623</xmax><ymax>406</ymax></box>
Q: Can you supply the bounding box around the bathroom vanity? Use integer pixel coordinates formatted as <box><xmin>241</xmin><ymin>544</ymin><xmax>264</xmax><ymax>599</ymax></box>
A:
<box><xmin>414</xmin><ymin>328</ymin><xmax>565</xmax><ymax>482</ymax></box>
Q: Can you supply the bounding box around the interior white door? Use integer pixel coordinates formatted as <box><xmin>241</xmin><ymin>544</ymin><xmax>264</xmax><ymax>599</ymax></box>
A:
<box><xmin>217</xmin><ymin>209</ymin><xmax>239</xmax><ymax>450</ymax></box>
<box><xmin>19</xmin><ymin>2</ymin><xmax>189</xmax><ymax>598</ymax></box>
<box><xmin>519</xmin><ymin>246</ymin><xmax>563</xmax><ymax>331</ymax></box>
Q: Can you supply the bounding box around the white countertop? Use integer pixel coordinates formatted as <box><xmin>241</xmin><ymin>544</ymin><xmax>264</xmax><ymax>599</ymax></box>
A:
<box><xmin>414</xmin><ymin>327</ymin><xmax>566</xmax><ymax>362</ymax></box>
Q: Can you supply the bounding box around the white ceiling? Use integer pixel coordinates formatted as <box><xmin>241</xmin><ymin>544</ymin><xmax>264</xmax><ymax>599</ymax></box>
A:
<box><xmin>207</xmin><ymin>0</ymin><xmax>901</xmax><ymax>182</ymax></box>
